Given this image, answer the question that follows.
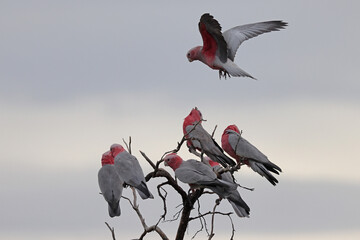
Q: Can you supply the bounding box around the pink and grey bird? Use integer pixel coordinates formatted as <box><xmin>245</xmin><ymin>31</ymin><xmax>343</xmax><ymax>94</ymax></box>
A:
<box><xmin>183</xmin><ymin>107</ymin><xmax>236</xmax><ymax>167</ymax></box>
<box><xmin>98</xmin><ymin>151</ymin><xmax>124</xmax><ymax>217</ymax></box>
<box><xmin>221</xmin><ymin>125</ymin><xmax>282</xmax><ymax>186</ymax></box>
<box><xmin>204</xmin><ymin>157</ymin><xmax>250</xmax><ymax>217</ymax></box>
<box><xmin>110</xmin><ymin>144</ymin><xmax>153</xmax><ymax>199</ymax></box>
<box><xmin>187</xmin><ymin>13</ymin><xmax>287</xmax><ymax>79</ymax></box>
<box><xmin>163</xmin><ymin>153</ymin><xmax>236</xmax><ymax>196</ymax></box>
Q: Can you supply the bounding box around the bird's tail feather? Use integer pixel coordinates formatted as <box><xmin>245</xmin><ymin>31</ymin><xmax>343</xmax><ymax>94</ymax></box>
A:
<box><xmin>136</xmin><ymin>182</ymin><xmax>154</xmax><ymax>199</ymax></box>
<box><xmin>222</xmin><ymin>60</ymin><xmax>256</xmax><ymax>79</ymax></box>
<box><xmin>250</xmin><ymin>161</ymin><xmax>279</xmax><ymax>186</ymax></box>
<box><xmin>108</xmin><ymin>200</ymin><xmax>121</xmax><ymax>218</ymax></box>
<box><xmin>227</xmin><ymin>191</ymin><xmax>250</xmax><ymax>217</ymax></box>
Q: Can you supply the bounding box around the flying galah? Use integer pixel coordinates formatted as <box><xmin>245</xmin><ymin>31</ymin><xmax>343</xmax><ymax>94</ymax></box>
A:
<box><xmin>110</xmin><ymin>144</ymin><xmax>154</xmax><ymax>199</ymax></box>
<box><xmin>221</xmin><ymin>125</ymin><xmax>282</xmax><ymax>186</ymax></box>
<box><xmin>163</xmin><ymin>153</ymin><xmax>237</xmax><ymax>195</ymax></box>
<box><xmin>183</xmin><ymin>107</ymin><xmax>236</xmax><ymax>167</ymax></box>
<box><xmin>186</xmin><ymin>13</ymin><xmax>287</xmax><ymax>79</ymax></box>
<box><xmin>98</xmin><ymin>151</ymin><xmax>124</xmax><ymax>217</ymax></box>
<box><xmin>204</xmin><ymin>157</ymin><xmax>250</xmax><ymax>217</ymax></box>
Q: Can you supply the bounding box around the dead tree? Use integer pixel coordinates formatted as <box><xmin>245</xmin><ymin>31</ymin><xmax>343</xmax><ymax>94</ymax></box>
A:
<box><xmin>103</xmin><ymin>135</ymin><xmax>239</xmax><ymax>240</ymax></box>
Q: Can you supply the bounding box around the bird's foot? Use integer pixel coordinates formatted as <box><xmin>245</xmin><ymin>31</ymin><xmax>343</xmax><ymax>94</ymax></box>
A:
<box><xmin>219</xmin><ymin>70</ymin><xmax>231</xmax><ymax>79</ymax></box>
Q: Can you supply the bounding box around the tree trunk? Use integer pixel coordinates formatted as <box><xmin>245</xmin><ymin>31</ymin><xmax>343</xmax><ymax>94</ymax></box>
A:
<box><xmin>175</xmin><ymin>200</ymin><xmax>193</xmax><ymax>240</ymax></box>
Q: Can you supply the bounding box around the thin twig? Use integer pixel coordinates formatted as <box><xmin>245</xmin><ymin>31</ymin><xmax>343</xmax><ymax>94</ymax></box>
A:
<box><xmin>156</xmin><ymin>183</ymin><xmax>168</xmax><ymax>225</ymax></box>
<box><xmin>160</xmin><ymin>119</ymin><xmax>204</xmax><ymax>160</ymax></box>
<box><xmin>122</xmin><ymin>136</ymin><xmax>132</xmax><ymax>154</ymax></box>
<box><xmin>191</xmin><ymin>200</ymin><xmax>204</xmax><ymax>239</ymax></box>
<box><xmin>211</xmin><ymin>125</ymin><xmax>218</xmax><ymax>138</ymax></box>
<box><xmin>122</xmin><ymin>187</ymin><xmax>169</xmax><ymax>240</ymax></box>
<box><xmin>209</xmin><ymin>198</ymin><xmax>222</xmax><ymax>239</ymax></box>
<box><xmin>228</xmin><ymin>214</ymin><xmax>235</xmax><ymax>240</ymax></box>
<box><xmin>189</xmin><ymin>211</ymin><xmax>233</xmax><ymax>221</ymax></box>
<box><xmin>105</xmin><ymin>222</ymin><xmax>116</xmax><ymax>240</ymax></box>
<box><xmin>140</xmin><ymin>150</ymin><xmax>157</xmax><ymax>170</ymax></box>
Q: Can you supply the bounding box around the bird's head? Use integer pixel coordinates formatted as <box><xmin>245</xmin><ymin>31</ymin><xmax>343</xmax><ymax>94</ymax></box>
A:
<box><xmin>224</xmin><ymin>124</ymin><xmax>240</xmax><ymax>135</ymax></box>
<box><xmin>183</xmin><ymin>107</ymin><xmax>203</xmax><ymax>131</ymax></box>
<box><xmin>110</xmin><ymin>143</ymin><xmax>125</xmax><ymax>158</ymax></box>
<box><xmin>101</xmin><ymin>150</ymin><xmax>114</xmax><ymax>166</ymax></box>
<box><xmin>163</xmin><ymin>153</ymin><xmax>183</xmax><ymax>170</ymax></box>
<box><xmin>186</xmin><ymin>46</ymin><xmax>202</xmax><ymax>62</ymax></box>
<box><xmin>189</xmin><ymin>107</ymin><xmax>202</xmax><ymax>122</ymax></box>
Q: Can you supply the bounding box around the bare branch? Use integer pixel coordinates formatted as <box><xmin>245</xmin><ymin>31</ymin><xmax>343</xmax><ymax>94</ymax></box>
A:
<box><xmin>209</xmin><ymin>198</ymin><xmax>221</xmax><ymax>239</ymax></box>
<box><xmin>122</xmin><ymin>187</ymin><xmax>169</xmax><ymax>240</ymax></box>
<box><xmin>160</xmin><ymin>119</ymin><xmax>205</xmax><ymax>161</ymax></box>
<box><xmin>156</xmin><ymin>183</ymin><xmax>168</xmax><ymax>225</ymax></box>
<box><xmin>142</xmin><ymin>153</ymin><xmax>188</xmax><ymax>203</ymax></box>
<box><xmin>191</xmin><ymin>199</ymin><xmax>209</xmax><ymax>239</ymax></box>
<box><xmin>228</xmin><ymin>214</ymin><xmax>235</xmax><ymax>240</ymax></box>
<box><xmin>105</xmin><ymin>222</ymin><xmax>116</xmax><ymax>240</ymax></box>
<box><xmin>189</xmin><ymin>211</ymin><xmax>233</xmax><ymax>222</ymax></box>
<box><xmin>139</xmin><ymin>225</ymin><xmax>169</xmax><ymax>240</ymax></box>
<box><xmin>140</xmin><ymin>150</ymin><xmax>157</xmax><ymax>170</ymax></box>
<box><xmin>211</xmin><ymin>125</ymin><xmax>218</xmax><ymax>138</ymax></box>
<box><xmin>122</xmin><ymin>136</ymin><xmax>132</xmax><ymax>154</ymax></box>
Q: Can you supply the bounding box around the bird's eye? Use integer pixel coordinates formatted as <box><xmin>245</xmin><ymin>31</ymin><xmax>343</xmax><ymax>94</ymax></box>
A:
<box><xmin>187</xmin><ymin>53</ymin><xmax>190</xmax><ymax>57</ymax></box>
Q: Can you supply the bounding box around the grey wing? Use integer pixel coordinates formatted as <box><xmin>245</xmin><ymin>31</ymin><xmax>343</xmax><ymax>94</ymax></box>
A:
<box><xmin>213</xmin><ymin>165</ymin><xmax>234</xmax><ymax>183</ymax></box>
<box><xmin>187</xmin><ymin>124</ymin><xmax>235</xmax><ymax>167</ymax></box>
<box><xmin>115</xmin><ymin>152</ymin><xmax>144</xmax><ymax>186</ymax></box>
<box><xmin>129</xmin><ymin>154</ymin><xmax>153</xmax><ymax>199</ymax></box>
<box><xmin>185</xmin><ymin>124</ymin><xmax>210</xmax><ymax>150</ymax></box>
<box><xmin>128</xmin><ymin>154</ymin><xmax>147</xmax><ymax>185</ymax></box>
<box><xmin>228</xmin><ymin>131</ymin><xmax>269</xmax><ymax>163</ymax></box>
<box><xmin>228</xmin><ymin>131</ymin><xmax>282</xmax><ymax>184</ymax></box>
<box><xmin>175</xmin><ymin>160</ymin><xmax>217</xmax><ymax>184</ymax></box>
<box><xmin>115</xmin><ymin>152</ymin><xmax>153</xmax><ymax>199</ymax></box>
<box><xmin>223</xmin><ymin>20</ymin><xmax>287</xmax><ymax>61</ymax></box>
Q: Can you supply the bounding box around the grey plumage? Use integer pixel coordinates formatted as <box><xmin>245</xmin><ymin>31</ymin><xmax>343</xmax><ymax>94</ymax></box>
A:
<box><xmin>114</xmin><ymin>151</ymin><xmax>153</xmax><ymax>199</ymax></box>
<box><xmin>98</xmin><ymin>165</ymin><xmax>123</xmax><ymax>217</ymax></box>
<box><xmin>175</xmin><ymin>159</ymin><xmax>237</xmax><ymax>193</ymax></box>
<box><xmin>227</xmin><ymin>129</ymin><xmax>281</xmax><ymax>186</ymax></box>
<box><xmin>206</xmin><ymin>161</ymin><xmax>250</xmax><ymax>218</ymax></box>
<box><xmin>185</xmin><ymin>123</ymin><xmax>236</xmax><ymax>167</ymax></box>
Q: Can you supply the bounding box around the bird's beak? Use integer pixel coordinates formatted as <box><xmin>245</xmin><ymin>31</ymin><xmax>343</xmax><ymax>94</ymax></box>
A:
<box><xmin>164</xmin><ymin>161</ymin><xmax>168</xmax><ymax>166</ymax></box>
<box><xmin>187</xmin><ymin>57</ymin><xmax>193</xmax><ymax>62</ymax></box>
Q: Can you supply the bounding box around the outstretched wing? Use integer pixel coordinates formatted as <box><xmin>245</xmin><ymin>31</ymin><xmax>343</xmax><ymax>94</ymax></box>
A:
<box><xmin>198</xmin><ymin>13</ymin><xmax>228</xmax><ymax>63</ymax></box>
<box><xmin>223</xmin><ymin>20</ymin><xmax>287</xmax><ymax>61</ymax></box>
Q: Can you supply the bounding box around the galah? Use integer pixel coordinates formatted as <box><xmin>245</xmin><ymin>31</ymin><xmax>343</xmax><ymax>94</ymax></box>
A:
<box><xmin>221</xmin><ymin>124</ymin><xmax>282</xmax><ymax>186</ymax></box>
<box><xmin>204</xmin><ymin>157</ymin><xmax>250</xmax><ymax>217</ymax></box>
<box><xmin>163</xmin><ymin>153</ymin><xmax>237</xmax><ymax>196</ymax></box>
<box><xmin>98</xmin><ymin>150</ymin><xmax>124</xmax><ymax>218</ymax></box>
<box><xmin>110</xmin><ymin>144</ymin><xmax>153</xmax><ymax>199</ymax></box>
<box><xmin>183</xmin><ymin>107</ymin><xmax>236</xmax><ymax>167</ymax></box>
<box><xmin>187</xmin><ymin>13</ymin><xmax>287</xmax><ymax>79</ymax></box>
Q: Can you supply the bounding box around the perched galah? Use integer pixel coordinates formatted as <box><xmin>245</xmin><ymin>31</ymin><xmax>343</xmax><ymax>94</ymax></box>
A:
<box><xmin>163</xmin><ymin>153</ymin><xmax>237</xmax><ymax>196</ymax></box>
<box><xmin>204</xmin><ymin>157</ymin><xmax>250</xmax><ymax>217</ymax></box>
<box><xmin>110</xmin><ymin>144</ymin><xmax>153</xmax><ymax>199</ymax></box>
<box><xmin>187</xmin><ymin>13</ymin><xmax>287</xmax><ymax>79</ymax></box>
<box><xmin>221</xmin><ymin>125</ymin><xmax>282</xmax><ymax>186</ymax></box>
<box><xmin>183</xmin><ymin>107</ymin><xmax>236</xmax><ymax>167</ymax></box>
<box><xmin>98</xmin><ymin>151</ymin><xmax>124</xmax><ymax>218</ymax></box>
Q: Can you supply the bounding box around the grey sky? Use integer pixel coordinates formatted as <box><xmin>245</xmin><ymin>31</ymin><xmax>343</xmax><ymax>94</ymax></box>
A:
<box><xmin>1</xmin><ymin>0</ymin><xmax>360</xmax><ymax>239</ymax></box>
